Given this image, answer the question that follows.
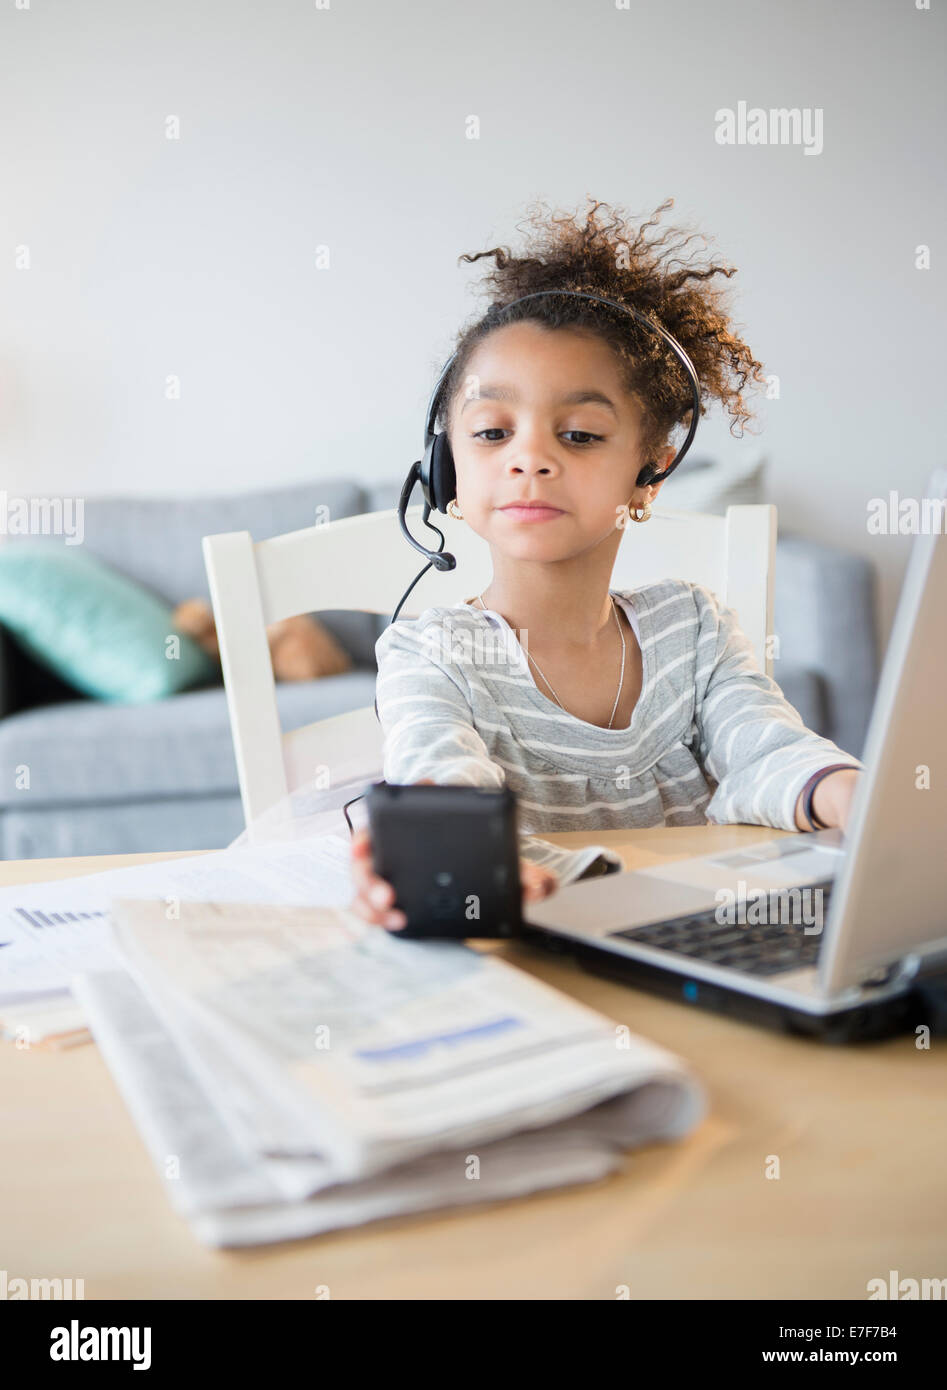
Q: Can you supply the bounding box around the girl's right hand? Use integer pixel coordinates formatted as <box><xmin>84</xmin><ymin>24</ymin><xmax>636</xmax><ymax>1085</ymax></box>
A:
<box><xmin>349</xmin><ymin>825</ymin><xmax>410</xmax><ymax>930</ymax></box>
<box><xmin>347</xmin><ymin>783</ymin><xmax>559</xmax><ymax>931</ymax></box>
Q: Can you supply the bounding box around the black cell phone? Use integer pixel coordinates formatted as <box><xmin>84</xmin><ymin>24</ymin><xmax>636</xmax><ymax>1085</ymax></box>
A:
<box><xmin>365</xmin><ymin>781</ymin><xmax>523</xmax><ymax>939</ymax></box>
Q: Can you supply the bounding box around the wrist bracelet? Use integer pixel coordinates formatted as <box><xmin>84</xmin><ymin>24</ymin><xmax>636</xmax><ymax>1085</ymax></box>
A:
<box><xmin>800</xmin><ymin>763</ymin><xmax>857</xmax><ymax>831</ymax></box>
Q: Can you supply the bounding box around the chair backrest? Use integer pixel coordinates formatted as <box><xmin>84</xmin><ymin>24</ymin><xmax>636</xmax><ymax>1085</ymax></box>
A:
<box><xmin>203</xmin><ymin>501</ymin><xmax>776</xmax><ymax>827</ymax></box>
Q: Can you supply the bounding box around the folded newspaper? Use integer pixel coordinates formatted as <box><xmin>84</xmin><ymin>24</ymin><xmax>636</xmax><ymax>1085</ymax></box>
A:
<box><xmin>73</xmin><ymin>898</ymin><xmax>706</xmax><ymax>1247</ymax></box>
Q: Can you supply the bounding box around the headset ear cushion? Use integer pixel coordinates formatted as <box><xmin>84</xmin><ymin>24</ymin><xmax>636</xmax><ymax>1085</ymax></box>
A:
<box><xmin>428</xmin><ymin>432</ymin><xmax>457</xmax><ymax>514</ymax></box>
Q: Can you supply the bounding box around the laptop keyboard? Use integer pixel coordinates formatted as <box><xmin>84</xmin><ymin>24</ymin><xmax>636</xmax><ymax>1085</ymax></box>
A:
<box><xmin>610</xmin><ymin>879</ymin><xmax>835</xmax><ymax>977</ymax></box>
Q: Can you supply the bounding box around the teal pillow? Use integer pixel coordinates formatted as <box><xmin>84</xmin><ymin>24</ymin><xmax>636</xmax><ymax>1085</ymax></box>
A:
<box><xmin>0</xmin><ymin>544</ymin><xmax>218</xmax><ymax>703</ymax></box>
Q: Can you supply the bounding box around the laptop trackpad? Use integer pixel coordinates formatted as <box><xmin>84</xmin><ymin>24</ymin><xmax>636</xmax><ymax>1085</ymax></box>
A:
<box><xmin>639</xmin><ymin>835</ymin><xmax>843</xmax><ymax>893</ymax></box>
<box><xmin>523</xmin><ymin>871</ymin><xmax>718</xmax><ymax>937</ymax></box>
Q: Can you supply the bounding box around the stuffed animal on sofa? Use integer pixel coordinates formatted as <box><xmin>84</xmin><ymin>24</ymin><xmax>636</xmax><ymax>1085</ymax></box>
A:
<box><xmin>172</xmin><ymin>598</ymin><xmax>352</xmax><ymax>682</ymax></box>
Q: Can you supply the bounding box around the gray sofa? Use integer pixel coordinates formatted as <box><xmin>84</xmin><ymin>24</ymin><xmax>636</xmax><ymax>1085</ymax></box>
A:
<box><xmin>0</xmin><ymin>478</ymin><xmax>878</xmax><ymax>859</ymax></box>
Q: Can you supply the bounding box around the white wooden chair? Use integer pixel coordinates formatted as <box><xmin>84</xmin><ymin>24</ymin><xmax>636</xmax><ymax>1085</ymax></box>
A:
<box><xmin>202</xmin><ymin>501</ymin><xmax>776</xmax><ymax>828</ymax></box>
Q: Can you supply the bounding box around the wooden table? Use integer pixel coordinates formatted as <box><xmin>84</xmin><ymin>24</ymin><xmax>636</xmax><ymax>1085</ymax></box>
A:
<box><xmin>2</xmin><ymin>826</ymin><xmax>945</xmax><ymax>1300</ymax></box>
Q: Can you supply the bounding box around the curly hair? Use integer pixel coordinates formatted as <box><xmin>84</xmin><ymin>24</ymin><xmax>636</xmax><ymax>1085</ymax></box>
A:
<box><xmin>436</xmin><ymin>196</ymin><xmax>767</xmax><ymax>472</ymax></box>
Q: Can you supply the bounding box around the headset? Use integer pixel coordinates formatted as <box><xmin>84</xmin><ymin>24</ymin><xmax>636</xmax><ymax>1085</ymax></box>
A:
<box><xmin>361</xmin><ymin>283</ymin><xmax>700</xmax><ymax>739</ymax></box>
<box><xmin>388</xmin><ymin>288</ymin><xmax>702</xmax><ymax>626</ymax></box>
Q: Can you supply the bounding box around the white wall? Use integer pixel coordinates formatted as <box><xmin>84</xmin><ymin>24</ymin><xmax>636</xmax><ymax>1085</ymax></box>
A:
<box><xmin>1</xmin><ymin>0</ymin><xmax>943</xmax><ymax>646</ymax></box>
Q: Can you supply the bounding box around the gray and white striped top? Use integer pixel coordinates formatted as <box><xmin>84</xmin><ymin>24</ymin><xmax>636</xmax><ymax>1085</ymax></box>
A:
<box><xmin>373</xmin><ymin>580</ymin><xmax>863</xmax><ymax>885</ymax></box>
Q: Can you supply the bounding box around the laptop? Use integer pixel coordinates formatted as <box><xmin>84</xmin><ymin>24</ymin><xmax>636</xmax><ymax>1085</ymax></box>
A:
<box><xmin>521</xmin><ymin>472</ymin><xmax>947</xmax><ymax>1043</ymax></box>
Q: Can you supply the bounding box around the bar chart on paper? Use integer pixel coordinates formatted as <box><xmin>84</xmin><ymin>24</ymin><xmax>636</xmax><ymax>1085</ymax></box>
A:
<box><xmin>13</xmin><ymin>907</ymin><xmax>107</xmax><ymax>929</ymax></box>
<box><xmin>0</xmin><ymin>902</ymin><xmax>114</xmax><ymax>1000</ymax></box>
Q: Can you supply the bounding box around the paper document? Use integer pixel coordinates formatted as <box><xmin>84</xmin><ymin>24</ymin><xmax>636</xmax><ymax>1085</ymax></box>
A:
<box><xmin>0</xmin><ymin>834</ymin><xmax>355</xmax><ymax>1003</ymax></box>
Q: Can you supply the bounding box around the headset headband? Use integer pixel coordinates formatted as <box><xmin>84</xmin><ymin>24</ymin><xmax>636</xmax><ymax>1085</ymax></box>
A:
<box><xmin>422</xmin><ymin>288</ymin><xmax>702</xmax><ymax>483</ymax></box>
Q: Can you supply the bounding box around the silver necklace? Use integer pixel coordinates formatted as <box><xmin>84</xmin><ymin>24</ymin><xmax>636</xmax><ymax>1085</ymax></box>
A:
<box><xmin>476</xmin><ymin>591</ymin><xmax>626</xmax><ymax>729</ymax></box>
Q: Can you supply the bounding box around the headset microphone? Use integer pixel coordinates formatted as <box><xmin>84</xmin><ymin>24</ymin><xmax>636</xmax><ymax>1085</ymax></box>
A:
<box><xmin>396</xmin><ymin>460</ymin><xmax>457</xmax><ymax>565</ymax></box>
<box><xmin>386</xmin><ymin>463</ymin><xmax>457</xmax><ymax>626</ymax></box>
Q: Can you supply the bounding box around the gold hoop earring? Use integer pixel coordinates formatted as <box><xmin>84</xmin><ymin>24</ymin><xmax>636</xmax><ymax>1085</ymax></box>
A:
<box><xmin>627</xmin><ymin>500</ymin><xmax>652</xmax><ymax>524</ymax></box>
<box><xmin>447</xmin><ymin>499</ymin><xmax>464</xmax><ymax>521</ymax></box>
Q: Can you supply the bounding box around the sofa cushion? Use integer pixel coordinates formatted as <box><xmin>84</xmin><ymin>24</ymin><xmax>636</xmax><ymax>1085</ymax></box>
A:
<box><xmin>770</xmin><ymin>665</ymin><xmax>826</xmax><ymax>740</ymax></box>
<box><xmin>0</xmin><ymin>544</ymin><xmax>218</xmax><ymax>702</ymax></box>
<box><xmin>657</xmin><ymin>452</ymin><xmax>766</xmax><ymax>514</ymax></box>
<box><xmin>2</xmin><ymin>479</ymin><xmax>380</xmax><ymax>668</ymax></box>
<box><xmin>364</xmin><ymin>480</ymin><xmax>405</xmax><ymax>514</ymax></box>
<box><xmin>773</xmin><ymin>533</ymin><xmax>877</xmax><ymax>757</ymax></box>
<box><xmin>0</xmin><ymin>669</ymin><xmax>378</xmax><ymax>807</ymax></box>
<box><xmin>0</xmin><ymin>795</ymin><xmax>249</xmax><ymax>860</ymax></box>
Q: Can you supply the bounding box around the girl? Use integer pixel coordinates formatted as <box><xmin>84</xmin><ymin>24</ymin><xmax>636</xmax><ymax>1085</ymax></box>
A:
<box><xmin>350</xmin><ymin>197</ymin><xmax>863</xmax><ymax>930</ymax></box>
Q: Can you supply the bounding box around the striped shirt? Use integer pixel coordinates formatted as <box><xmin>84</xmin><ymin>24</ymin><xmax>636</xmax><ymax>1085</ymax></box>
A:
<box><xmin>373</xmin><ymin>580</ymin><xmax>863</xmax><ymax>885</ymax></box>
